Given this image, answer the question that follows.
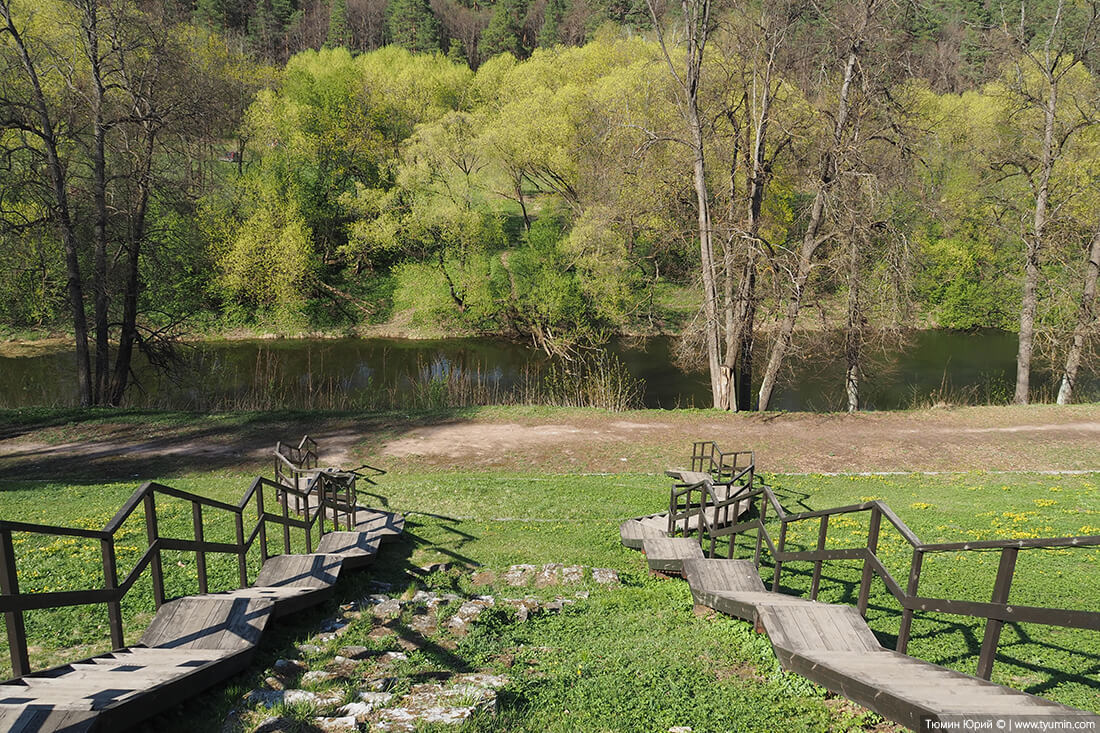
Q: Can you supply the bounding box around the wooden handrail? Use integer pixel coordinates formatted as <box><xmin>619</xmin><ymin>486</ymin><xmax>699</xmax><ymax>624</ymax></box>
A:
<box><xmin>687</xmin><ymin>466</ymin><xmax>1100</xmax><ymax>681</ymax></box>
<box><xmin>0</xmin><ymin>436</ymin><xmax>362</xmax><ymax>677</ymax></box>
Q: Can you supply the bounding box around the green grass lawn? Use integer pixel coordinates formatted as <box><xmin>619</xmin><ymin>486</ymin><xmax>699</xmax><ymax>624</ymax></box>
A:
<box><xmin>0</xmin><ymin>469</ymin><xmax>1097</xmax><ymax>729</ymax></box>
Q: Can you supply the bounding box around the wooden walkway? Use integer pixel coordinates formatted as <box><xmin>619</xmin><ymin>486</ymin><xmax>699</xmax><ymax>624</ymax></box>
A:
<box><xmin>622</xmin><ymin>524</ymin><xmax>1100</xmax><ymax>730</ymax></box>
<box><xmin>0</xmin><ymin>505</ymin><xmax>404</xmax><ymax>732</ymax></box>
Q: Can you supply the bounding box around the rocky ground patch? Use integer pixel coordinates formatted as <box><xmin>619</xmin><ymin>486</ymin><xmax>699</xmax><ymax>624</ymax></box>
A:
<box><xmin>223</xmin><ymin>563</ymin><xmax>620</xmax><ymax>732</ymax></box>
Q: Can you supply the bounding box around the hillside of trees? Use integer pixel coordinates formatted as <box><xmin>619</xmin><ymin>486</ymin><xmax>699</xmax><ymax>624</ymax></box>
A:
<box><xmin>1</xmin><ymin>0</ymin><xmax>1098</xmax><ymax>410</ymax></box>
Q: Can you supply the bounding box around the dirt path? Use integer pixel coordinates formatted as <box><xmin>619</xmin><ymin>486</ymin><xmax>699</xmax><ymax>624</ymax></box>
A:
<box><xmin>1</xmin><ymin>404</ymin><xmax>1098</xmax><ymax>480</ymax></box>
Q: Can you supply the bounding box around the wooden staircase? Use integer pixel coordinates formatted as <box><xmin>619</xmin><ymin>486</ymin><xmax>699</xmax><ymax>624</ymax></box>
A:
<box><xmin>0</xmin><ymin>438</ymin><xmax>405</xmax><ymax>733</ymax></box>
<box><xmin>622</xmin><ymin>443</ymin><xmax>1100</xmax><ymax>731</ymax></box>
<box><xmin>0</xmin><ymin>506</ymin><xmax>403</xmax><ymax>732</ymax></box>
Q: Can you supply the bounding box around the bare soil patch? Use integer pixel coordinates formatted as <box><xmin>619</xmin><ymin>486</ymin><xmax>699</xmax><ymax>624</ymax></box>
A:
<box><xmin>0</xmin><ymin>405</ymin><xmax>1097</xmax><ymax>480</ymax></box>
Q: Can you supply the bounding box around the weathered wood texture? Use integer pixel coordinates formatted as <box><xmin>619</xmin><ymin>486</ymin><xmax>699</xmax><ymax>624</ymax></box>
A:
<box><xmin>621</xmin><ymin>442</ymin><xmax>1100</xmax><ymax>730</ymax></box>
<box><xmin>0</xmin><ymin>437</ymin><xmax>405</xmax><ymax>732</ymax></box>
<box><xmin>642</xmin><ymin>537</ymin><xmax>704</xmax><ymax>574</ymax></box>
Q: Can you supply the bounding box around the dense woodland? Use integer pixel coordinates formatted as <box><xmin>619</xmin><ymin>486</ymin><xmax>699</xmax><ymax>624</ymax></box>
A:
<box><xmin>1</xmin><ymin>0</ymin><xmax>1098</xmax><ymax>410</ymax></box>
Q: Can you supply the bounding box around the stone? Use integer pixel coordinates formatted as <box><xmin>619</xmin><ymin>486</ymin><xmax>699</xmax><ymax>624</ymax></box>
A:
<box><xmin>338</xmin><ymin>645</ymin><xmax>373</xmax><ymax>660</ymax></box>
<box><xmin>503</xmin><ymin>564</ymin><xmax>537</xmax><ymax>586</ymax></box>
<box><xmin>262</xmin><ymin>676</ymin><xmax>285</xmax><ymax>691</ymax></box>
<box><xmin>247</xmin><ymin>688</ymin><xmax>343</xmax><ymax>709</ymax></box>
<box><xmin>313</xmin><ymin>716</ymin><xmax>357</xmax><ymax>732</ymax></box>
<box><xmin>427</xmin><ymin>593</ymin><xmax>461</xmax><ymax>611</ymax></box>
<box><xmin>370</xmin><ymin>676</ymin><xmax>505</xmax><ymax>731</ymax></box>
<box><xmin>592</xmin><ymin>568</ymin><xmax>619</xmax><ymax>584</ymax></box>
<box><xmin>562</xmin><ymin>565</ymin><xmax>584</xmax><ymax>583</ymax></box>
<box><xmin>380</xmin><ymin>651</ymin><xmax>408</xmax><ymax>663</ymax></box>
<box><xmin>503</xmin><ymin>598</ymin><xmax>539</xmax><ymax>622</ymax></box>
<box><xmin>358</xmin><ymin>691</ymin><xmax>395</xmax><ymax>706</ymax></box>
<box><xmin>421</xmin><ymin>561</ymin><xmax>450</xmax><ymax>573</ymax></box>
<box><xmin>373</xmin><ymin>598</ymin><xmax>403</xmax><ymax>618</ymax></box>
<box><xmin>544</xmin><ymin>600</ymin><xmax>564</xmax><ymax>612</ymax></box>
<box><xmin>365</xmin><ymin>678</ymin><xmax>396</xmax><ymax>692</ymax></box>
<box><xmin>296</xmin><ymin>643</ymin><xmax>322</xmax><ymax>655</ymax></box>
<box><xmin>408</xmin><ymin>614</ymin><xmax>436</xmax><ymax>635</ymax></box>
<box><xmin>575</xmin><ymin>590</ymin><xmax>590</xmax><ymax>599</ymax></box>
<box><xmin>669</xmin><ymin>728</ymin><xmax>693</xmax><ymax>733</ymax></box>
<box><xmin>254</xmin><ymin>716</ymin><xmax>296</xmax><ymax>733</ymax></box>
<box><xmin>320</xmin><ymin>617</ymin><xmax>348</xmax><ymax>633</ymax></box>
<box><xmin>411</xmin><ymin>590</ymin><xmax>436</xmax><ymax>604</ymax></box>
<box><xmin>273</xmin><ymin>658</ymin><xmax>307</xmax><ymax>676</ymax></box>
<box><xmin>301</xmin><ymin>670</ymin><xmax>336</xmax><ymax>685</ymax></box>
<box><xmin>535</xmin><ymin>563</ymin><xmax>563</xmax><ymax>587</ymax></box>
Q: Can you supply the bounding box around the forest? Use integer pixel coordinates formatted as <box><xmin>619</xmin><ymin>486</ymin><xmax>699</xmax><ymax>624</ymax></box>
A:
<box><xmin>0</xmin><ymin>0</ymin><xmax>1098</xmax><ymax>410</ymax></box>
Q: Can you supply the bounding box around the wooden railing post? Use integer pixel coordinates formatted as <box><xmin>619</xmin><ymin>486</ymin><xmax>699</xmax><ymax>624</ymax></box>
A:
<box><xmin>100</xmin><ymin>537</ymin><xmax>124</xmax><ymax>650</ymax></box>
<box><xmin>144</xmin><ymin>492</ymin><xmax>165</xmax><ymax>608</ymax></box>
<box><xmin>281</xmin><ymin>485</ymin><xmax>292</xmax><ymax>555</ymax></box>
<box><xmin>897</xmin><ymin>548</ymin><xmax>923</xmax><ymax>654</ymax></box>
<box><xmin>0</xmin><ymin>529</ymin><xmax>30</xmax><ymax>677</ymax></box>
<box><xmin>753</xmin><ymin>496</ymin><xmax>767</xmax><ymax>566</ymax></box>
<box><xmin>857</xmin><ymin>506</ymin><xmax>882</xmax><ymax>617</ymax></box>
<box><xmin>257</xmin><ymin>483</ymin><xmax>268</xmax><ymax>562</ymax></box>
<box><xmin>192</xmin><ymin>502</ymin><xmax>208</xmax><ymax>595</ymax></box>
<box><xmin>234</xmin><ymin>511</ymin><xmax>247</xmax><ymax>588</ymax></box>
<box><xmin>772</xmin><ymin>521</ymin><xmax>787</xmax><ymax>592</ymax></box>
<box><xmin>810</xmin><ymin>515</ymin><xmax>829</xmax><ymax>600</ymax></box>
<box><xmin>303</xmin><ymin>495</ymin><xmax>313</xmax><ymax>555</ymax></box>
<box><xmin>976</xmin><ymin>547</ymin><xmax>1018</xmax><ymax>680</ymax></box>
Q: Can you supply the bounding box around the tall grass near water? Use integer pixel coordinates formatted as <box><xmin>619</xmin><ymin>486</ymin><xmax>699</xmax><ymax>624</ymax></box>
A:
<box><xmin>136</xmin><ymin>347</ymin><xmax>645</xmax><ymax>412</ymax></box>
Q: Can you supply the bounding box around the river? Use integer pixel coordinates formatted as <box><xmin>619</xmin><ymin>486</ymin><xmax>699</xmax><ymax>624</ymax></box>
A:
<box><xmin>0</xmin><ymin>330</ymin><xmax>1093</xmax><ymax>410</ymax></box>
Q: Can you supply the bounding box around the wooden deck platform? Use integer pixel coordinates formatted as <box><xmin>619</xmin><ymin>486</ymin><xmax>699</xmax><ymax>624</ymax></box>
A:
<box><xmin>641</xmin><ymin>537</ymin><xmax>704</xmax><ymax>574</ymax></box>
<box><xmin>0</xmin><ymin>506</ymin><xmax>404</xmax><ymax>732</ymax></box>
<box><xmin>624</xmin><ymin>524</ymin><xmax>1100</xmax><ymax>730</ymax></box>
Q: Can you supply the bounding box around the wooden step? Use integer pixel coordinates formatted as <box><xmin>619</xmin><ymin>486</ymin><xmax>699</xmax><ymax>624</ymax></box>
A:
<box><xmin>315</xmin><ymin>532</ymin><xmax>380</xmax><ymax>569</ymax></box>
<box><xmin>683</xmin><ymin>558</ymin><xmax>765</xmax><ymax>598</ymax></box>
<box><xmin>254</xmin><ymin>553</ymin><xmax>342</xmax><ymax>589</ymax></box>
<box><xmin>642</xmin><ymin>537</ymin><xmax>704</xmax><ymax>575</ymax></box>
<box><xmin>619</xmin><ymin>514</ymin><xmax>668</xmax><ymax>549</ymax></box>
<box><xmin>758</xmin><ymin>604</ymin><xmax>882</xmax><ymax>653</ymax></box>
<box><xmin>140</xmin><ymin>595</ymin><xmax>274</xmax><ymax>650</ymax></box>
<box><xmin>0</xmin><ymin>706</ymin><xmax>98</xmax><ymax>732</ymax></box>
<box><xmin>693</xmin><ymin>589</ymin><xmax>816</xmax><ymax>622</ymax></box>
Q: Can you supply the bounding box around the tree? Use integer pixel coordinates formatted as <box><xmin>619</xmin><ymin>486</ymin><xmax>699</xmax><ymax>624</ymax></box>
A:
<box><xmin>993</xmin><ymin>0</ymin><xmax>1100</xmax><ymax>404</ymax></box>
<box><xmin>1</xmin><ymin>0</ymin><xmax>93</xmax><ymax>405</ymax></box>
<box><xmin>646</xmin><ymin>0</ymin><xmax>724</xmax><ymax>407</ymax></box>
<box><xmin>756</xmin><ymin>0</ymin><xmax>888</xmax><ymax>411</ymax></box>
<box><xmin>385</xmin><ymin>0</ymin><xmax>441</xmax><ymax>53</ymax></box>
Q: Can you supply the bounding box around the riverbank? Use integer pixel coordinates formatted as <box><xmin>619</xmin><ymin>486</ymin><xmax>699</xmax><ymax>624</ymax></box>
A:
<box><xmin>2</xmin><ymin>403</ymin><xmax>1097</xmax><ymax>479</ymax></box>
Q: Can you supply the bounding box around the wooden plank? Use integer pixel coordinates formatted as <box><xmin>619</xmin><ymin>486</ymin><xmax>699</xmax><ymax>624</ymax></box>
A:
<box><xmin>254</xmin><ymin>554</ymin><xmax>342</xmax><ymax>589</ymax></box>
<box><xmin>0</xmin><ymin>706</ymin><xmax>99</xmax><ymax>732</ymax></box>
<box><xmin>139</xmin><ymin>597</ymin><xmax>273</xmax><ymax>650</ymax></box>
<box><xmin>642</xmin><ymin>538</ymin><xmax>704</xmax><ymax>574</ymax></box>
<box><xmin>683</xmin><ymin>559</ymin><xmax>764</xmax><ymax>596</ymax></box>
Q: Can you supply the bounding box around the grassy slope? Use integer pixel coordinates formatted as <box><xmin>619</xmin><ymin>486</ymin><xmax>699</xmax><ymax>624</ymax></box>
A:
<box><xmin>1</xmin><ymin>468</ymin><xmax>1097</xmax><ymax>729</ymax></box>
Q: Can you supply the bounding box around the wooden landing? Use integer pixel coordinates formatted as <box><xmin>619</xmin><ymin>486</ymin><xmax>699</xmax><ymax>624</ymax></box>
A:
<box><xmin>642</xmin><ymin>537</ymin><xmax>704</xmax><ymax>574</ymax></box>
<box><xmin>0</xmin><ymin>507</ymin><xmax>404</xmax><ymax>732</ymax></box>
<box><xmin>623</xmin><ymin>520</ymin><xmax>1100</xmax><ymax>730</ymax></box>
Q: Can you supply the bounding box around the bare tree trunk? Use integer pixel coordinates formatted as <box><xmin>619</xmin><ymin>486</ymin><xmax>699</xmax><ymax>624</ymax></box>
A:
<box><xmin>845</xmin><ymin>233</ymin><xmax>861</xmax><ymax>412</ymax></box>
<box><xmin>1</xmin><ymin>0</ymin><xmax>93</xmax><ymax>406</ymax></box>
<box><xmin>1056</xmin><ymin>226</ymin><xmax>1100</xmax><ymax>404</ymax></box>
<box><xmin>80</xmin><ymin>0</ymin><xmax>111</xmax><ymax>404</ymax></box>
<box><xmin>757</xmin><ymin>36</ymin><xmax>861</xmax><ymax>411</ymax></box>
<box><xmin>109</xmin><ymin>125</ymin><xmax>155</xmax><ymax>406</ymax></box>
<box><xmin>648</xmin><ymin>0</ymin><xmax>722</xmax><ymax>406</ymax></box>
<box><xmin>1015</xmin><ymin>79</ymin><xmax>1057</xmax><ymax>404</ymax></box>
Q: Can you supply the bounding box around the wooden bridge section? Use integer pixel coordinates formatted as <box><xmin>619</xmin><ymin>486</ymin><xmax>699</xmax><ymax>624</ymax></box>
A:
<box><xmin>0</xmin><ymin>437</ymin><xmax>404</xmax><ymax>732</ymax></box>
<box><xmin>623</xmin><ymin>441</ymin><xmax>1100</xmax><ymax>730</ymax></box>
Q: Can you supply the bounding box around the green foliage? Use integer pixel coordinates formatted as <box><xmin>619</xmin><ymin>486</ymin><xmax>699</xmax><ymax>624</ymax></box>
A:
<box><xmin>384</xmin><ymin>0</ymin><xmax>441</xmax><ymax>54</ymax></box>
